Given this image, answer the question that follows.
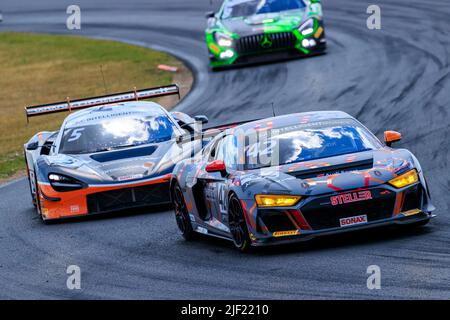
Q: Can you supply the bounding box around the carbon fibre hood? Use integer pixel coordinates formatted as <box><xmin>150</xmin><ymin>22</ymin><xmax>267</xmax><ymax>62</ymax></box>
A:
<box><xmin>238</xmin><ymin>149</ymin><xmax>417</xmax><ymax>197</ymax></box>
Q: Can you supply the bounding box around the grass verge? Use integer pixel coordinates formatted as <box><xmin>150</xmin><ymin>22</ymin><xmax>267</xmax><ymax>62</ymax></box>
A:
<box><xmin>0</xmin><ymin>32</ymin><xmax>192</xmax><ymax>182</ymax></box>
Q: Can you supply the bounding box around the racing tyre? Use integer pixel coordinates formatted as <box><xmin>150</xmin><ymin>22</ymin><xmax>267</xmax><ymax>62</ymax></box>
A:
<box><xmin>34</xmin><ymin>173</ymin><xmax>50</xmax><ymax>224</ymax></box>
<box><xmin>172</xmin><ymin>183</ymin><xmax>196</xmax><ymax>241</ymax></box>
<box><xmin>228</xmin><ymin>195</ymin><xmax>252</xmax><ymax>253</ymax></box>
<box><xmin>25</xmin><ymin>155</ymin><xmax>37</xmax><ymax>208</ymax></box>
<box><xmin>27</xmin><ymin>173</ymin><xmax>37</xmax><ymax>208</ymax></box>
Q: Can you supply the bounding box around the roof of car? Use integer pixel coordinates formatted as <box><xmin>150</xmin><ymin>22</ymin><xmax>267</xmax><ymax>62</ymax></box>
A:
<box><xmin>63</xmin><ymin>101</ymin><xmax>166</xmax><ymax>128</ymax></box>
<box><xmin>230</xmin><ymin>111</ymin><xmax>355</xmax><ymax>133</ymax></box>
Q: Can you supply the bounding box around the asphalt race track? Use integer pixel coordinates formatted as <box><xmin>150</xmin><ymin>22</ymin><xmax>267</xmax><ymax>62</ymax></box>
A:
<box><xmin>1</xmin><ymin>0</ymin><xmax>449</xmax><ymax>299</ymax></box>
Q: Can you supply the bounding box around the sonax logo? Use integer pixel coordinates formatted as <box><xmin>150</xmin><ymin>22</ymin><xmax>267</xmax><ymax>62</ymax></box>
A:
<box><xmin>330</xmin><ymin>191</ymin><xmax>372</xmax><ymax>206</ymax></box>
<box><xmin>340</xmin><ymin>215</ymin><xmax>368</xmax><ymax>227</ymax></box>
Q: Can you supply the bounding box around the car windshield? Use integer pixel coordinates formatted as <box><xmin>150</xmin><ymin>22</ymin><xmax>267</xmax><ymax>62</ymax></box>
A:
<box><xmin>222</xmin><ymin>0</ymin><xmax>306</xmax><ymax>19</ymax></box>
<box><xmin>59</xmin><ymin>115</ymin><xmax>176</xmax><ymax>154</ymax></box>
<box><xmin>242</xmin><ymin>119</ymin><xmax>382</xmax><ymax>170</ymax></box>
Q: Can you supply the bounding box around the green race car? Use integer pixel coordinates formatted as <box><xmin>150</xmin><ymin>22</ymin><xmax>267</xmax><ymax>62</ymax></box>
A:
<box><xmin>205</xmin><ymin>0</ymin><xmax>326</xmax><ymax>69</ymax></box>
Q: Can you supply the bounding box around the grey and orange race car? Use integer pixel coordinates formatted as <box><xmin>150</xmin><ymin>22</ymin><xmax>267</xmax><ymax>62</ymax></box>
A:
<box><xmin>171</xmin><ymin>111</ymin><xmax>435</xmax><ymax>252</ymax></box>
<box><xmin>24</xmin><ymin>85</ymin><xmax>208</xmax><ymax>222</ymax></box>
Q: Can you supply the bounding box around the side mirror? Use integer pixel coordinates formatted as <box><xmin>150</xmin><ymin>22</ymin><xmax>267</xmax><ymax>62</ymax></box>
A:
<box><xmin>26</xmin><ymin>141</ymin><xmax>39</xmax><ymax>151</ymax></box>
<box><xmin>205</xmin><ymin>11</ymin><xmax>215</xmax><ymax>19</ymax></box>
<box><xmin>194</xmin><ymin>115</ymin><xmax>209</xmax><ymax>124</ymax></box>
<box><xmin>205</xmin><ymin>160</ymin><xmax>226</xmax><ymax>175</ymax></box>
<box><xmin>384</xmin><ymin>131</ymin><xmax>402</xmax><ymax>147</ymax></box>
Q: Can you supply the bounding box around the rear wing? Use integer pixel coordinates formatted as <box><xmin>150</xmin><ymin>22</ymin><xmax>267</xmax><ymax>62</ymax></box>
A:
<box><xmin>25</xmin><ymin>84</ymin><xmax>180</xmax><ymax>122</ymax></box>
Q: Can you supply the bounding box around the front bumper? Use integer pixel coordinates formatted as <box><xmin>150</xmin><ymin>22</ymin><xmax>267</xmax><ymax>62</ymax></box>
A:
<box><xmin>246</xmin><ymin>182</ymin><xmax>434</xmax><ymax>247</ymax></box>
<box><xmin>208</xmin><ymin>29</ymin><xmax>326</xmax><ymax>69</ymax></box>
<box><xmin>251</xmin><ymin>211</ymin><xmax>434</xmax><ymax>247</ymax></box>
<box><xmin>211</xmin><ymin>43</ymin><xmax>326</xmax><ymax>69</ymax></box>
<box><xmin>37</xmin><ymin>174</ymin><xmax>172</xmax><ymax>220</ymax></box>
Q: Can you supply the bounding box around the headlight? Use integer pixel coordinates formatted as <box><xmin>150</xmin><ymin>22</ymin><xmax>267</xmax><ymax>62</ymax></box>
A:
<box><xmin>49</xmin><ymin>173</ymin><xmax>84</xmax><ymax>192</ymax></box>
<box><xmin>214</xmin><ymin>32</ymin><xmax>233</xmax><ymax>47</ymax></box>
<box><xmin>255</xmin><ymin>195</ymin><xmax>301</xmax><ymax>207</ymax></box>
<box><xmin>298</xmin><ymin>19</ymin><xmax>315</xmax><ymax>36</ymax></box>
<box><xmin>388</xmin><ymin>170</ymin><xmax>418</xmax><ymax>188</ymax></box>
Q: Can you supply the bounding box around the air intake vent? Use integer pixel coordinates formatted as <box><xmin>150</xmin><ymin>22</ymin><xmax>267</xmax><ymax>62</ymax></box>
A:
<box><xmin>290</xmin><ymin>158</ymin><xmax>374</xmax><ymax>180</ymax></box>
<box><xmin>90</xmin><ymin>145</ymin><xmax>157</xmax><ymax>163</ymax></box>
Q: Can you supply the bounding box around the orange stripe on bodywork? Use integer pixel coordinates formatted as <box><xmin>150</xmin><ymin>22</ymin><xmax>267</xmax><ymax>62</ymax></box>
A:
<box><xmin>285</xmin><ymin>210</ymin><xmax>300</xmax><ymax>230</ymax></box>
<box><xmin>327</xmin><ymin>174</ymin><xmax>342</xmax><ymax>191</ymax></box>
<box><xmin>394</xmin><ymin>192</ymin><xmax>405</xmax><ymax>216</ymax></box>
<box><xmin>289</xmin><ymin>209</ymin><xmax>311</xmax><ymax>230</ymax></box>
<box><xmin>240</xmin><ymin>200</ymin><xmax>255</xmax><ymax>229</ymax></box>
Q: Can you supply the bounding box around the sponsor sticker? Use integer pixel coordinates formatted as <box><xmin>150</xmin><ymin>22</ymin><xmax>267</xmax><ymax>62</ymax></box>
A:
<box><xmin>402</xmin><ymin>209</ymin><xmax>421</xmax><ymax>216</ymax></box>
<box><xmin>117</xmin><ymin>174</ymin><xmax>143</xmax><ymax>181</ymax></box>
<box><xmin>331</xmin><ymin>191</ymin><xmax>372</xmax><ymax>206</ymax></box>
<box><xmin>340</xmin><ymin>214</ymin><xmax>368</xmax><ymax>227</ymax></box>
<box><xmin>272</xmin><ymin>230</ymin><xmax>300</xmax><ymax>237</ymax></box>
<box><xmin>70</xmin><ymin>205</ymin><xmax>80</xmax><ymax>213</ymax></box>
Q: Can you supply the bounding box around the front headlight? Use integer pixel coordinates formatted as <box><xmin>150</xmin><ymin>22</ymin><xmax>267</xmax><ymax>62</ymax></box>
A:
<box><xmin>388</xmin><ymin>170</ymin><xmax>418</xmax><ymax>188</ymax></box>
<box><xmin>298</xmin><ymin>19</ymin><xmax>315</xmax><ymax>36</ymax></box>
<box><xmin>255</xmin><ymin>195</ymin><xmax>301</xmax><ymax>207</ymax></box>
<box><xmin>49</xmin><ymin>173</ymin><xmax>84</xmax><ymax>192</ymax></box>
<box><xmin>214</xmin><ymin>32</ymin><xmax>233</xmax><ymax>47</ymax></box>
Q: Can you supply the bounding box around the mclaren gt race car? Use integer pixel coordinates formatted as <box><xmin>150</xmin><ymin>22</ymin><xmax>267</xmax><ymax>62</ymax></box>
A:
<box><xmin>171</xmin><ymin>111</ymin><xmax>435</xmax><ymax>251</ymax></box>
<box><xmin>205</xmin><ymin>0</ymin><xmax>326</xmax><ymax>69</ymax></box>
<box><xmin>24</xmin><ymin>85</ymin><xmax>207</xmax><ymax>222</ymax></box>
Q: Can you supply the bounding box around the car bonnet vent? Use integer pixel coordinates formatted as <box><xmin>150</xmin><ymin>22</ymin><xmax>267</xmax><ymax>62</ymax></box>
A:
<box><xmin>290</xmin><ymin>158</ymin><xmax>374</xmax><ymax>180</ymax></box>
<box><xmin>90</xmin><ymin>145</ymin><xmax>157</xmax><ymax>163</ymax></box>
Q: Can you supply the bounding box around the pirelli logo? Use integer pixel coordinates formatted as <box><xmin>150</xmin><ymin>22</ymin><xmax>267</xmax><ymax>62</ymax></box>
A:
<box><xmin>272</xmin><ymin>230</ymin><xmax>300</xmax><ymax>238</ymax></box>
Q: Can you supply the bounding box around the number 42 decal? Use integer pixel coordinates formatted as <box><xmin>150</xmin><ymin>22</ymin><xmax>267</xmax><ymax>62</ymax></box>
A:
<box><xmin>218</xmin><ymin>183</ymin><xmax>227</xmax><ymax>214</ymax></box>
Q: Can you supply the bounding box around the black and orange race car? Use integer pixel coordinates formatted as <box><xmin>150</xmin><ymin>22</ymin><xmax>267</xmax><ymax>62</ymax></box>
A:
<box><xmin>171</xmin><ymin>111</ymin><xmax>435</xmax><ymax>252</ymax></box>
<box><xmin>24</xmin><ymin>85</ymin><xmax>208</xmax><ymax>223</ymax></box>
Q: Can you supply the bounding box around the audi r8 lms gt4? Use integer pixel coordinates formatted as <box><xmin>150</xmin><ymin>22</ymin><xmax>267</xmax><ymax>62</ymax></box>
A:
<box><xmin>205</xmin><ymin>0</ymin><xmax>326</xmax><ymax>69</ymax></box>
<box><xmin>171</xmin><ymin>111</ymin><xmax>435</xmax><ymax>252</ymax></box>
<box><xmin>24</xmin><ymin>85</ymin><xmax>208</xmax><ymax>222</ymax></box>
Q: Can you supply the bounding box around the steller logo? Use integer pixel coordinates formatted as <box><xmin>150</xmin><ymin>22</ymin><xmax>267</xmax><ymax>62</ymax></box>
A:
<box><xmin>330</xmin><ymin>190</ymin><xmax>372</xmax><ymax>206</ymax></box>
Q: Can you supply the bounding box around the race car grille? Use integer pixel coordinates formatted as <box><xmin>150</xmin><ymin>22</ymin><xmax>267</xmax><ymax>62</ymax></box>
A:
<box><xmin>258</xmin><ymin>210</ymin><xmax>296</xmax><ymax>233</ymax></box>
<box><xmin>87</xmin><ymin>182</ymin><xmax>170</xmax><ymax>214</ymax></box>
<box><xmin>301</xmin><ymin>189</ymin><xmax>396</xmax><ymax>230</ymax></box>
<box><xmin>236</xmin><ymin>32</ymin><xmax>297</xmax><ymax>54</ymax></box>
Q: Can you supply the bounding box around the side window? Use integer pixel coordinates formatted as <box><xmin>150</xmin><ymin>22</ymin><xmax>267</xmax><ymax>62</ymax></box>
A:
<box><xmin>204</xmin><ymin>134</ymin><xmax>223</xmax><ymax>162</ymax></box>
<box><xmin>216</xmin><ymin>135</ymin><xmax>238</xmax><ymax>171</ymax></box>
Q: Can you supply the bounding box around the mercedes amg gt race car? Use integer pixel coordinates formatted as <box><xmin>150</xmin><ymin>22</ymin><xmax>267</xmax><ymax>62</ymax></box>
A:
<box><xmin>24</xmin><ymin>85</ymin><xmax>208</xmax><ymax>222</ymax></box>
<box><xmin>205</xmin><ymin>0</ymin><xmax>326</xmax><ymax>69</ymax></box>
<box><xmin>171</xmin><ymin>111</ymin><xmax>435</xmax><ymax>251</ymax></box>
